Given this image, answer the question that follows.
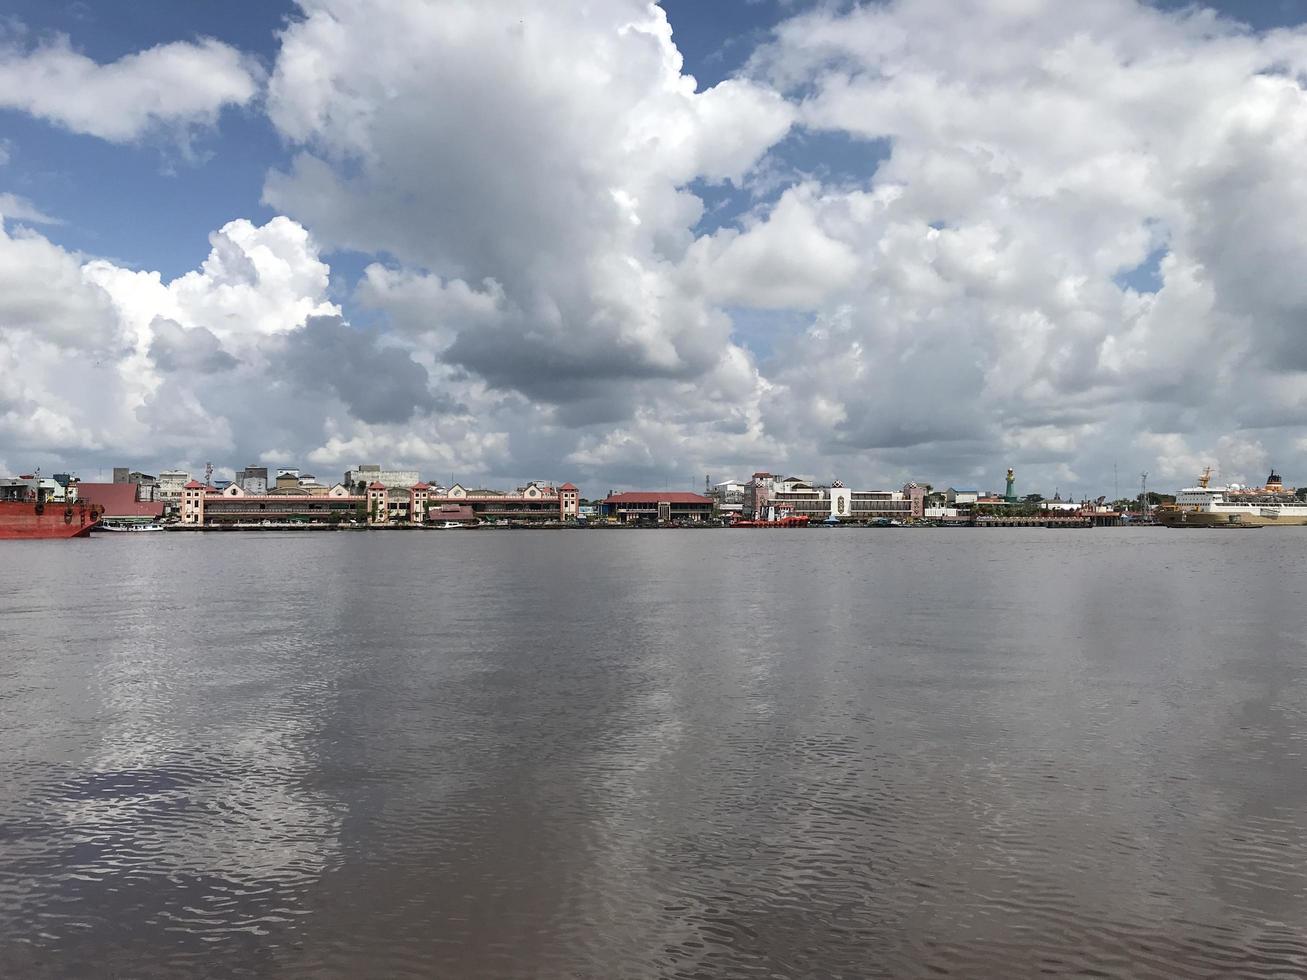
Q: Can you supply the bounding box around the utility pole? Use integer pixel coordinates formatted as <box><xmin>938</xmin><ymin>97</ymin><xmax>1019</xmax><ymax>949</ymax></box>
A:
<box><xmin>1113</xmin><ymin>461</ymin><xmax>1118</xmax><ymax>503</ymax></box>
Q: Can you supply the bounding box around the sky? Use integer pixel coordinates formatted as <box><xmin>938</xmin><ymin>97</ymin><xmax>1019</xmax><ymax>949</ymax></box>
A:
<box><xmin>4</xmin><ymin>0</ymin><xmax>1307</xmax><ymax>497</ymax></box>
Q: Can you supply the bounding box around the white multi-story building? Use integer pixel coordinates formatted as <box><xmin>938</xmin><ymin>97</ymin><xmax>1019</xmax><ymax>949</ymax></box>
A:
<box><xmin>157</xmin><ymin>470</ymin><xmax>191</xmax><ymax>501</ymax></box>
<box><xmin>745</xmin><ymin>473</ymin><xmax>925</xmax><ymax>522</ymax></box>
<box><xmin>343</xmin><ymin>464</ymin><xmax>421</xmax><ymax>491</ymax></box>
<box><xmin>710</xmin><ymin>479</ymin><xmax>746</xmax><ymax>516</ymax></box>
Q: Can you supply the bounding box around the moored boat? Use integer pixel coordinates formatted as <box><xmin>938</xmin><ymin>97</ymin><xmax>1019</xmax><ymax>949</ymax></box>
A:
<box><xmin>730</xmin><ymin>514</ymin><xmax>811</xmax><ymax>528</ymax></box>
<box><xmin>1157</xmin><ymin>468</ymin><xmax>1307</xmax><ymax>527</ymax></box>
<box><xmin>0</xmin><ymin>480</ymin><xmax>102</xmax><ymax>539</ymax></box>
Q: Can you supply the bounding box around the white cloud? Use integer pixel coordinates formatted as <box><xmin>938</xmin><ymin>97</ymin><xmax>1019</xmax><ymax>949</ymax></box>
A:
<box><xmin>264</xmin><ymin>0</ymin><xmax>791</xmax><ymax>405</ymax></box>
<box><xmin>0</xmin><ymin>36</ymin><xmax>261</xmax><ymax>141</ymax></box>
<box><xmin>16</xmin><ymin>0</ymin><xmax>1307</xmax><ymax>497</ymax></box>
<box><xmin>693</xmin><ymin>0</ymin><xmax>1307</xmax><ymax>490</ymax></box>
<box><xmin>0</xmin><ymin>192</ymin><xmax>60</xmax><ymax>224</ymax></box>
<box><xmin>0</xmin><ymin>214</ymin><xmax>522</xmax><ymax>483</ymax></box>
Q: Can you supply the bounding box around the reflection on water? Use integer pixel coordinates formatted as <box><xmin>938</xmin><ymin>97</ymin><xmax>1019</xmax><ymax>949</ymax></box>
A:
<box><xmin>2</xmin><ymin>529</ymin><xmax>1306</xmax><ymax>977</ymax></box>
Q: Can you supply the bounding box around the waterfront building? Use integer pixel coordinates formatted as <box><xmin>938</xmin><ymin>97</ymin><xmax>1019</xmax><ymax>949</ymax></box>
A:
<box><xmin>428</xmin><ymin>502</ymin><xmax>478</xmax><ymax>525</ymax></box>
<box><xmin>343</xmin><ymin>464</ymin><xmax>421</xmax><ymax>493</ymax></box>
<box><xmin>601</xmin><ymin>491</ymin><xmax>714</xmax><ymax>523</ymax></box>
<box><xmin>179</xmin><ymin>477</ymin><xmax>578</xmax><ymax>527</ymax></box>
<box><xmin>743</xmin><ymin>472</ymin><xmax>777</xmax><ymax>520</ymax></box>
<box><xmin>297</xmin><ymin>474</ymin><xmax>330</xmax><ymax>495</ymax></box>
<box><xmin>234</xmin><ymin>465</ymin><xmax>268</xmax><ymax>495</ymax></box>
<box><xmin>110</xmin><ymin>468</ymin><xmax>161</xmax><ymax>501</ymax></box>
<box><xmin>1040</xmin><ymin>492</ymin><xmax>1079</xmax><ymax>513</ymax></box>
<box><xmin>745</xmin><ymin>473</ymin><xmax>925</xmax><ymax>523</ymax></box>
<box><xmin>182</xmin><ymin>480</ymin><xmax>368</xmax><ymax>526</ymax></box>
<box><xmin>75</xmin><ymin>482</ymin><xmax>166</xmax><ymax>523</ymax></box>
<box><xmin>270</xmin><ymin>472</ymin><xmax>305</xmax><ymax>493</ymax></box>
<box><xmin>947</xmin><ymin>488</ymin><xmax>980</xmax><ymax>507</ymax></box>
<box><xmin>705</xmin><ymin>478</ymin><xmax>746</xmax><ymax>517</ymax></box>
<box><xmin>430</xmin><ymin>481</ymin><xmax>579</xmax><ymax>523</ymax></box>
<box><xmin>157</xmin><ymin>470</ymin><xmax>191</xmax><ymax>502</ymax></box>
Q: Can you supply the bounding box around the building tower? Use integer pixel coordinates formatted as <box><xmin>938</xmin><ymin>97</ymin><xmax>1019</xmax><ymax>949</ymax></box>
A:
<box><xmin>559</xmin><ymin>482</ymin><xmax>580</xmax><ymax>519</ymax></box>
<box><xmin>1005</xmin><ymin>468</ymin><xmax>1016</xmax><ymax>503</ymax></box>
<box><xmin>367</xmin><ymin>482</ymin><xmax>389</xmax><ymax>525</ymax></box>
<box><xmin>408</xmin><ymin>482</ymin><xmax>430</xmax><ymax>526</ymax></box>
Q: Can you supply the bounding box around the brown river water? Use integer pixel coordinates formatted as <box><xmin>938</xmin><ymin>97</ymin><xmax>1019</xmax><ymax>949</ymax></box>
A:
<box><xmin>2</xmin><ymin>528</ymin><xmax>1305</xmax><ymax>978</ymax></box>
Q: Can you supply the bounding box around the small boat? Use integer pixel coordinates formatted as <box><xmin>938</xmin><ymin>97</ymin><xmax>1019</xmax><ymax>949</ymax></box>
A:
<box><xmin>99</xmin><ymin>522</ymin><xmax>167</xmax><ymax>532</ymax></box>
<box><xmin>731</xmin><ymin>514</ymin><xmax>811</xmax><ymax>528</ymax></box>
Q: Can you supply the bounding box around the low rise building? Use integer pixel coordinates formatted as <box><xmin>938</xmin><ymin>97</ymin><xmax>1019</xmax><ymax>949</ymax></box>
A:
<box><xmin>601</xmin><ymin>491</ymin><xmax>714</xmax><ymax>523</ymax></box>
<box><xmin>179</xmin><ymin>476</ymin><xmax>580</xmax><ymax>526</ymax></box>
<box><xmin>745</xmin><ymin>473</ymin><xmax>925</xmax><ymax>523</ymax></box>
<box><xmin>75</xmin><ymin>482</ymin><xmax>166</xmax><ymax>522</ymax></box>
<box><xmin>181</xmin><ymin>480</ymin><xmax>366</xmax><ymax>525</ymax></box>
<box><xmin>430</xmin><ymin>481</ymin><xmax>579</xmax><ymax>524</ymax></box>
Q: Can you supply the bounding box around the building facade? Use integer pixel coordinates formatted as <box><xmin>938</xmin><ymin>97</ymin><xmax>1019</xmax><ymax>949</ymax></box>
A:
<box><xmin>601</xmin><ymin>491</ymin><xmax>714</xmax><ymax>523</ymax></box>
<box><xmin>181</xmin><ymin>480</ymin><xmax>367</xmax><ymax>525</ymax></box>
<box><xmin>343</xmin><ymin>464</ymin><xmax>421</xmax><ymax>492</ymax></box>
<box><xmin>745</xmin><ymin>473</ymin><xmax>925</xmax><ymax>523</ymax></box>
<box><xmin>709</xmin><ymin>479</ymin><xmax>746</xmax><ymax>517</ymax></box>
<box><xmin>432</xmin><ymin>481</ymin><xmax>578</xmax><ymax>523</ymax></box>
<box><xmin>157</xmin><ymin>470</ymin><xmax>191</xmax><ymax>502</ymax></box>
<box><xmin>235</xmin><ymin>465</ymin><xmax>268</xmax><ymax>495</ymax></box>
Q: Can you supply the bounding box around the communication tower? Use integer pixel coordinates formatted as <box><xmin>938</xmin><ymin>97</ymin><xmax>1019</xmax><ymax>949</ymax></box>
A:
<box><xmin>204</xmin><ymin>461</ymin><xmax>213</xmax><ymax>487</ymax></box>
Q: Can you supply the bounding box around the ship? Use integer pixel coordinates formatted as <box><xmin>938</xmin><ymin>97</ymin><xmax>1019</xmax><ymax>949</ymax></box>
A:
<box><xmin>0</xmin><ymin>479</ymin><xmax>103</xmax><ymax>539</ymax></box>
<box><xmin>1156</xmin><ymin>468</ymin><xmax>1307</xmax><ymax>527</ymax></box>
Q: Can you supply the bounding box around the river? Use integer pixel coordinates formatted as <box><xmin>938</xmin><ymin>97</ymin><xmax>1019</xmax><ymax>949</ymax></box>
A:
<box><xmin>2</xmin><ymin>528</ymin><xmax>1305</xmax><ymax>977</ymax></box>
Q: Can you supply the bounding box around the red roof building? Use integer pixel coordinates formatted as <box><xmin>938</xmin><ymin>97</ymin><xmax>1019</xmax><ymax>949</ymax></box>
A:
<box><xmin>74</xmin><ymin>483</ymin><xmax>166</xmax><ymax>520</ymax></box>
<box><xmin>601</xmin><ymin>491</ymin><xmax>714</xmax><ymax>523</ymax></box>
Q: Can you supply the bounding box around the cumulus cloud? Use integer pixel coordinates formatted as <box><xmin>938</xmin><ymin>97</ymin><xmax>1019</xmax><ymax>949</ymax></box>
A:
<box><xmin>15</xmin><ymin>0</ymin><xmax>1307</xmax><ymax>497</ymax></box>
<box><xmin>273</xmin><ymin>314</ymin><xmax>448</xmax><ymax>425</ymax></box>
<box><xmin>0</xmin><ymin>218</ymin><xmax>118</xmax><ymax>348</ymax></box>
<box><xmin>1</xmin><ymin>213</ymin><xmax>510</xmax><ymax>483</ymax></box>
<box><xmin>693</xmin><ymin>0</ymin><xmax>1307</xmax><ymax>491</ymax></box>
<box><xmin>147</xmin><ymin>317</ymin><xmax>238</xmax><ymax>373</ymax></box>
<box><xmin>264</xmin><ymin>0</ymin><xmax>791</xmax><ymax>409</ymax></box>
<box><xmin>0</xmin><ymin>35</ymin><xmax>261</xmax><ymax>141</ymax></box>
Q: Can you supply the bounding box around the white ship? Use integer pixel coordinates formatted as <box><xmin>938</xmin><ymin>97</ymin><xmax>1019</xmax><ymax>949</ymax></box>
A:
<box><xmin>1158</xmin><ymin>469</ymin><xmax>1307</xmax><ymax>527</ymax></box>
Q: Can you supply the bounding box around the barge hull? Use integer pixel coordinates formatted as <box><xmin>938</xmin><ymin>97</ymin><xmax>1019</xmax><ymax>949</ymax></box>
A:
<box><xmin>0</xmin><ymin>502</ymin><xmax>101</xmax><ymax>539</ymax></box>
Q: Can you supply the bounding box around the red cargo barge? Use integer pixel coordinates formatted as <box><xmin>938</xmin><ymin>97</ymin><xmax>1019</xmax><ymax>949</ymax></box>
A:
<box><xmin>0</xmin><ymin>481</ymin><xmax>102</xmax><ymax>539</ymax></box>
